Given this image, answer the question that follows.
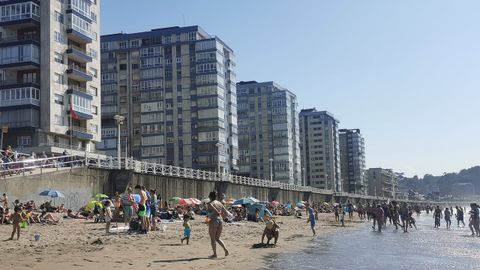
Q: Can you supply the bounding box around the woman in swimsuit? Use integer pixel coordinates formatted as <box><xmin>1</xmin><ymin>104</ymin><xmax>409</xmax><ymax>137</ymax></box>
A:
<box><xmin>206</xmin><ymin>191</ymin><xmax>230</xmax><ymax>258</ymax></box>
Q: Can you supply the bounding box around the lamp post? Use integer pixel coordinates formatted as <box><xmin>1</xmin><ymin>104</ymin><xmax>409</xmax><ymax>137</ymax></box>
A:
<box><xmin>215</xmin><ymin>142</ymin><xmax>222</xmax><ymax>177</ymax></box>
<box><xmin>269</xmin><ymin>158</ymin><xmax>274</xmax><ymax>185</ymax></box>
<box><xmin>113</xmin><ymin>115</ymin><xmax>125</xmax><ymax>170</ymax></box>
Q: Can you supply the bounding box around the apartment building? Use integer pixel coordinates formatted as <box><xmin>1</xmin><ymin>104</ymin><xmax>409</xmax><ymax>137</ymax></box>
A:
<box><xmin>0</xmin><ymin>0</ymin><xmax>101</xmax><ymax>153</ymax></box>
<box><xmin>366</xmin><ymin>168</ymin><xmax>399</xmax><ymax>198</ymax></box>
<box><xmin>236</xmin><ymin>81</ymin><xmax>301</xmax><ymax>185</ymax></box>
<box><xmin>299</xmin><ymin>108</ymin><xmax>342</xmax><ymax>191</ymax></box>
<box><xmin>339</xmin><ymin>129</ymin><xmax>366</xmax><ymax>194</ymax></box>
<box><xmin>98</xmin><ymin>26</ymin><xmax>238</xmax><ymax>172</ymax></box>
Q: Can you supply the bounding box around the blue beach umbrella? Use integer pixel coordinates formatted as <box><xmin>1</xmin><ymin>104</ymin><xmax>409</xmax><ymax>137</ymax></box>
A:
<box><xmin>233</xmin><ymin>197</ymin><xmax>260</xmax><ymax>205</ymax></box>
<box><xmin>39</xmin><ymin>189</ymin><xmax>65</xmax><ymax>198</ymax></box>
<box><xmin>39</xmin><ymin>189</ymin><xmax>65</xmax><ymax>205</ymax></box>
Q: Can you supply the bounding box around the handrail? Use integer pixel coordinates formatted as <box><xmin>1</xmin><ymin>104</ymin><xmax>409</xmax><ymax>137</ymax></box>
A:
<box><xmin>0</xmin><ymin>153</ymin><xmax>436</xmax><ymax>202</ymax></box>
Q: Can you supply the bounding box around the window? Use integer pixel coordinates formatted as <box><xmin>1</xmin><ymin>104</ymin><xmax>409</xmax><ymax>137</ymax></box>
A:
<box><xmin>92</xmin><ymin>105</ymin><xmax>98</xmax><ymax>115</ymax></box>
<box><xmin>54</xmin><ymin>115</ymin><xmax>64</xmax><ymax>125</ymax></box>
<box><xmin>54</xmin><ymin>31</ymin><xmax>65</xmax><ymax>43</ymax></box>
<box><xmin>54</xmin><ymin>73</ymin><xmax>64</xmax><ymax>84</ymax></box>
<box><xmin>54</xmin><ymin>94</ymin><xmax>63</xmax><ymax>104</ymax></box>
<box><xmin>119</xmin><ymin>41</ymin><xmax>128</xmax><ymax>49</ymax></box>
<box><xmin>89</xmin><ymin>86</ymin><xmax>97</xmax><ymax>96</ymax></box>
<box><xmin>54</xmin><ymin>52</ymin><xmax>64</xmax><ymax>64</ymax></box>
<box><xmin>90</xmin><ymin>12</ymin><xmax>97</xmax><ymax>22</ymax></box>
<box><xmin>131</xmin><ymin>40</ymin><xmax>140</xmax><ymax>48</ymax></box>
<box><xmin>54</xmin><ymin>11</ymin><xmax>64</xmax><ymax>24</ymax></box>
<box><xmin>89</xmin><ymin>48</ymin><xmax>98</xmax><ymax>59</ymax></box>
<box><xmin>89</xmin><ymin>68</ymin><xmax>98</xmax><ymax>78</ymax></box>
<box><xmin>17</xmin><ymin>136</ymin><xmax>32</xmax><ymax>146</ymax></box>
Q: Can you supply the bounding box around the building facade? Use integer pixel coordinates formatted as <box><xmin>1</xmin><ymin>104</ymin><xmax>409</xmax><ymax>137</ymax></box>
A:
<box><xmin>299</xmin><ymin>109</ymin><xmax>342</xmax><ymax>191</ymax></box>
<box><xmin>0</xmin><ymin>0</ymin><xmax>101</xmax><ymax>154</ymax></box>
<box><xmin>98</xmin><ymin>26</ymin><xmax>238</xmax><ymax>173</ymax></box>
<box><xmin>339</xmin><ymin>129</ymin><xmax>366</xmax><ymax>194</ymax></box>
<box><xmin>366</xmin><ymin>168</ymin><xmax>399</xmax><ymax>198</ymax></box>
<box><xmin>236</xmin><ymin>81</ymin><xmax>301</xmax><ymax>185</ymax></box>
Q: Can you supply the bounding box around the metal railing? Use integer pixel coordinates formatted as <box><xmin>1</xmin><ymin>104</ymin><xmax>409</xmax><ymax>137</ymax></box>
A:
<box><xmin>0</xmin><ymin>153</ymin><xmax>408</xmax><ymax>201</ymax></box>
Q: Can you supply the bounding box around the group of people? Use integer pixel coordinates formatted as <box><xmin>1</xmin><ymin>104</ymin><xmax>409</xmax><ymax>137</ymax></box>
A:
<box><xmin>431</xmin><ymin>204</ymin><xmax>480</xmax><ymax>236</ymax></box>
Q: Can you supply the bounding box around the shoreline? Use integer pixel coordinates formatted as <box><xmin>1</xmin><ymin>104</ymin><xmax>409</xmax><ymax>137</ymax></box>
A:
<box><xmin>0</xmin><ymin>213</ymin><xmax>364</xmax><ymax>270</ymax></box>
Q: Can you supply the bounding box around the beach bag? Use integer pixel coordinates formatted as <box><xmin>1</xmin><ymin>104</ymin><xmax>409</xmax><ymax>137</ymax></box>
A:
<box><xmin>129</xmin><ymin>219</ymin><xmax>140</xmax><ymax>231</ymax></box>
<box><xmin>20</xmin><ymin>221</ymin><xmax>28</xmax><ymax>228</ymax></box>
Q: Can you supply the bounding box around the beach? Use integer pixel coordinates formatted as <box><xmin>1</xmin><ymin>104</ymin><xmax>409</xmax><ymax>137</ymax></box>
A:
<box><xmin>0</xmin><ymin>213</ymin><xmax>358</xmax><ymax>270</ymax></box>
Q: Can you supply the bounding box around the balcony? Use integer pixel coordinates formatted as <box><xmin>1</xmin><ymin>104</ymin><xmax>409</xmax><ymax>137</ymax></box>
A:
<box><xmin>0</xmin><ymin>79</ymin><xmax>39</xmax><ymax>90</ymax></box>
<box><xmin>68</xmin><ymin>125</ymin><xmax>94</xmax><ymax>140</ymax></box>
<box><xmin>0</xmin><ymin>86</ymin><xmax>40</xmax><ymax>108</ymax></box>
<box><xmin>66</xmin><ymin>45</ymin><xmax>92</xmax><ymax>64</ymax></box>
<box><xmin>0</xmin><ymin>44</ymin><xmax>40</xmax><ymax>70</ymax></box>
<box><xmin>0</xmin><ymin>35</ymin><xmax>40</xmax><ymax>47</ymax></box>
<box><xmin>0</xmin><ymin>1</ymin><xmax>41</xmax><ymax>28</ymax></box>
<box><xmin>67</xmin><ymin>66</ymin><xmax>92</xmax><ymax>82</ymax></box>
<box><xmin>0</xmin><ymin>120</ymin><xmax>39</xmax><ymax>129</ymax></box>
<box><xmin>66</xmin><ymin>20</ymin><xmax>93</xmax><ymax>44</ymax></box>
<box><xmin>68</xmin><ymin>92</ymin><xmax>93</xmax><ymax>120</ymax></box>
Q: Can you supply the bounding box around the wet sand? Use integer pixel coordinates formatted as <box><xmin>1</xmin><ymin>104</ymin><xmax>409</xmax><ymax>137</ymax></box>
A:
<box><xmin>0</xmin><ymin>213</ymin><xmax>358</xmax><ymax>270</ymax></box>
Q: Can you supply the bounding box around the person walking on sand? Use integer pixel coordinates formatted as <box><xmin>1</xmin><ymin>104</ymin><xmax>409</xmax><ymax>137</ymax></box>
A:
<box><xmin>206</xmin><ymin>191</ymin><xmax>230</xmax><ymax>258</ymax></box>
<box><xmin>181</xmin><ymin>214</ymin><xmax>191</xmax><ymax>245</ymax></box>
<box><xmin>307</xmin><ymin>204</ymin><xmax>316</xmax><ymax>236</ymax></box>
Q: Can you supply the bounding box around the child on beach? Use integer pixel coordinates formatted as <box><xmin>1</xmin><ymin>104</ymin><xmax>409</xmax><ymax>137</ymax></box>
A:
<box><xmin>10</xmin><ymin>206</ymin><xmax>25</xmax><ymax>240</ymax></box>
<box><xmin>104</xmin><ymin>200</ymin><xmax>112</xmax><ymax>234</ymax></box>
<box><xmin>181</xmin><ymin>214</ymin><xmax>191</xmax><ymax>245</ymax></box>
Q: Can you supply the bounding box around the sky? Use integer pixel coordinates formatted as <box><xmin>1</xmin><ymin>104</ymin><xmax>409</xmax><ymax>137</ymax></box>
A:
<box><xmin>100</xmin><ymin>0</ymin><xmax>480</xmax><ymax>177</ymax></box>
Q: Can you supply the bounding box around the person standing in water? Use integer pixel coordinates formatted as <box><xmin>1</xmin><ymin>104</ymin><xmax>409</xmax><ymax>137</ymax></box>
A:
<box><xmin>433</xmin><ymin>206</ymin><xmax>442</xmax><ymax>228</ymax></box>
<box><xmin>468</xmin><ymin>203</ymin><xmax>480</xmax><ymax>237</ymax></box>
<box><xmin>456</xmin><ymin>206</ymin><xmax>465</xmax><ymax>227</ymax></box>
<box><xmin>399</xmin><ymin>202</ymin><xmax>409</xmax><ymax>233</ymax></box>
<box><xmin>206</xmin><ymin>191</ymin><xmax>230</xmax><ymax>258</ymax></box>
<box><xmin>307</xmin><ymin>204</ymin><xmax>316</xmax><ymax>236</ymax></box>
<box><xmin>376</xmin><ymin>204</ymin><xmax>384</xmax><ymax>232</ymax></box>
<box><xmin>444</xmin><ymin>208</ymin><xmax>452</xmax><ymax>229</ymax></box>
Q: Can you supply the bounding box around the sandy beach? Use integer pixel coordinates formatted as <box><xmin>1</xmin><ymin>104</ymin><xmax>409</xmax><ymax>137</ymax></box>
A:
<box><xmin>0</xmin><ymin>213</ymin><xmax>361</xmax><ymax>270</ymax></box>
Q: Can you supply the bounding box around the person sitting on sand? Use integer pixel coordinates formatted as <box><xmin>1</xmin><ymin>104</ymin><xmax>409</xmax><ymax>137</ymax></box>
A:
<box><xmin>66</xmin><ymin>209</ymin><xmax>87</xmax><ymax>219</ymax></box>
<box><xmin>39</xmin><ymin>211</ymin><xmax>59</xmax><ymax>225</ymax></box>
<box><xmin>261</xmin><ymin>209</ymin><xmax>279</xmax><ymax>245</ymax></box>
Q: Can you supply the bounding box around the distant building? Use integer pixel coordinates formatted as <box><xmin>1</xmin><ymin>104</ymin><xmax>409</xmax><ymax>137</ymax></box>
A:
<box><xmin>366</xmin><ymin>168</ymin><xmax>399</xmax><ymax>198</ymax></box>
<box><xmin>339</xmin><ymin>129</ymin><xmax>366</xmax><ymax>194</ymax></box>
<box><xmin>299</xmin><ymin>108</ymin><xmax>342</xmax><ymax>191</ymax></box>
<box><xmin>98</xmin><ymin>26</ymin><xmax>238</xmax><ymax>173</ymax></box>
<box><xmin>0</xmin><ymin>0</ymin><xmax>102</xmax><ymax>154</ymax></box>
<box><xmin>236</xmin><ymin>81</ymin><xmax>301</xmax><ymax>185</ymax></box>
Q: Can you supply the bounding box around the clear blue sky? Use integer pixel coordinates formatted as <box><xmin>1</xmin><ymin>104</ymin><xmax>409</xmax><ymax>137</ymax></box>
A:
<box><xmin>101</xmin><ymin>0</ymin><xmax>480</xmax><ymax>177</ymax></box>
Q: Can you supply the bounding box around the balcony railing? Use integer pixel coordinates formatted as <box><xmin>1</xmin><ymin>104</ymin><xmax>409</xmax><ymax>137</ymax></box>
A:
<box><xmin>0</xmin><ymin>97</ymin><xmax>39</xmax><ymax>107</ymax></box>
<box><xmin>0</xmin><ymin>79</ymin><xmax>40</xmax><ymax>87</ymax></box>
<box><xmin>1</xmin><ymin>120</ymin><xmax>39</xmax><ymax>128</ymax></box>
<box><xmin>0</xmin><ymin>55</ymin><xmax>39</xmax><ymax>65</ymax></box>
<box><xmin>0</xmin><ymin>35</ymin><xmax>40</xmax><ymax>45</ymax></box>
<box><xmin>0</xmin><ymin>12</ymin><xmax>40</xmax><ymax>24</ymax></box>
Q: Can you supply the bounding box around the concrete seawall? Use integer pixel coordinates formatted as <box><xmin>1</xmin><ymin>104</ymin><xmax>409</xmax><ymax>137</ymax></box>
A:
<box><xmin>2</xmin><ymin>167</ymin><xmax>441</xmax><ymax>209</ymax></box>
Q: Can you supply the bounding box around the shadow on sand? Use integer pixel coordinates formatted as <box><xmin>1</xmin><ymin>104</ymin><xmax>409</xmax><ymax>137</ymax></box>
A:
<box><xmin>153</xmin><ymin>257</ymin><xmax>212</xmax><ymax>263</ymax></box>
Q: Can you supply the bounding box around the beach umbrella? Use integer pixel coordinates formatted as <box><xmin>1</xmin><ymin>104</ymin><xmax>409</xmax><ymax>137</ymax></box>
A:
<box><xmin>169</xmin><ymin>196</ymin><xmax>182</xmax><ymax>204</ymax></box>
<box><xmin>178</xmin><ymin>198</ymin><xmax>193</xmax><ymax>206</ymax></box>
<box><xmin>296</xmin><ymin>201</ymin><xmax>306</xmax><ymax>208</ymax></box>
<box><xmin>233</xmin><ymin>197</ymin><xmax>260</xmax><ymax>205</ymax></box>
<box><xmin>39</xmin><ymin>189</ymin><xmax>65</xmax><ymax>198</ymax></box>
<box><xmin>189</xmin><ymin>198</ymin><xmax>202</xmax><ymax>205</ymax></box>
<box><xmin>85</xmin><ymin>200</ymin><xmax>102</xmax><ymax>212</ymax></box>
<box><xmin>201</xmin><ymin>198</ymin><xmax>210</xmax><ymax>204</ymax></box>
<box><xmin>269</xmin><ymin>200</ymin><xmax>280</xmax><ymax>207</ymax></box>
<box><xmin>94</xmin><ymin>193</ymin><xmax>109</xmax><ymax>200</ymax></box>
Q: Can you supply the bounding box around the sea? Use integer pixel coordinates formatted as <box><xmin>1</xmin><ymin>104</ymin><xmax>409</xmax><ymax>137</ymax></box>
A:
<box><xmin>268</xmin><ymin>211</ymin><xmax>480</xmax><ymax>270</ymax></box>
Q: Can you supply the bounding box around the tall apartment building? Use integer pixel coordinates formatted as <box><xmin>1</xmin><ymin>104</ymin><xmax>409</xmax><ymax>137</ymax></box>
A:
<box><xmin>236</xmin><ymin>81</ymin><xmax>301</xmax><ymax>185</ymax></box>
<box><xmin>339</xmin><ymin>129</ymin><xmax>366</xmax><ymax>194</ymax></box>
<box><xmin>299</xmin><ymin>108</ymin><xmax>342</xmax><ymax>191</ymax></box>
<box><xmin>366</xmin><ymin>168</ymin><xmax>399</xmax><ymax>198</ymax></box>
<box><xmin>0</xmin><ymin>0</ymin><xmax>101</xmax><ymax>153</ymax></box>
<box><xmin>98</xmin><ymin>26</ymin><xmax>238</xmax><ymax>173</ymax></box>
